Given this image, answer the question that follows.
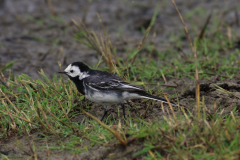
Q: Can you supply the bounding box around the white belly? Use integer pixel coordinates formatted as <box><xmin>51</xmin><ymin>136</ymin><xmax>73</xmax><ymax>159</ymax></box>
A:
<box><xmin>85</xmin><ymin>92</ymin><xmax>121</xmax><ymax>105</ymax></box>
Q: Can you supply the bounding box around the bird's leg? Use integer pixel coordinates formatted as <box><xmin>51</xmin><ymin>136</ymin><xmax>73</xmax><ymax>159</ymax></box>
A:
<box><xmin>120</xmin><ymin>104</ymin><xmax>126</xmax><ymax>119</ymax></box>
<box><xmin>100</xmin><ymin>106</ymin><xmax>109</xmax><ymax>121</ymax></box>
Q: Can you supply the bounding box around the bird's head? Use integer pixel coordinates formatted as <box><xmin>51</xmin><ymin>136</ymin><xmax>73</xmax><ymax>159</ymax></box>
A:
<box><xmin>59</xmin><ymin>62</ymin><xmax>90</xmax><ymax>80</ymax></box>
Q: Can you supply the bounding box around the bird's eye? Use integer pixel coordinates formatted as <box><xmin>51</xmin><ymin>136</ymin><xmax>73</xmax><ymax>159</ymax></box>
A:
<box><xmin>70</xmin><ymin>70</ymin><xmax>74</xmax><ymax>73</ymax></box>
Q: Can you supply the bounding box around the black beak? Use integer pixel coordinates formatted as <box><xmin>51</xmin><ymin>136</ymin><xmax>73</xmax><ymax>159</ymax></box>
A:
<box><xmin>58</xmin><ymin>71</ymin><xmax>67</xmax><ymax>74</ymax></box>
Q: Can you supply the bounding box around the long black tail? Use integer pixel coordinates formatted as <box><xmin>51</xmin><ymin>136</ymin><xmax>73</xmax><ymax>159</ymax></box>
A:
<box><xmin>139</xmin><ymin>93</ymin><xmax>177</xmax><ymax>106</ymax></box>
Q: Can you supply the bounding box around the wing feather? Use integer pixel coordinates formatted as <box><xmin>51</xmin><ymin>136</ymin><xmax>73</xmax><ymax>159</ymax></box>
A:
<box><xmin>87</xmin><ymin>79</ymin><xmax>144</xmax><ymax>92</ymax></box>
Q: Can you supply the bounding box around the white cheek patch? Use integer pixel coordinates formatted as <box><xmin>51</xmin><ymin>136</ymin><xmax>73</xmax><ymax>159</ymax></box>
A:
<box><xmin>65</xmin><ymin>65</ymin><xmax>81</xmax><ymax>77</ymax></box>
<box><xmin>64</xmin><ymin>64</ymin><xmax>90</xmax><ymax>79</ymax></box>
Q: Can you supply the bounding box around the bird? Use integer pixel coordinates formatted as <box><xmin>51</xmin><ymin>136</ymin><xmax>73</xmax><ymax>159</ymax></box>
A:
<box><xmin>59</xmin><ymin>62</ymin><xmax>177</xmax><ymax>121</ymax></box>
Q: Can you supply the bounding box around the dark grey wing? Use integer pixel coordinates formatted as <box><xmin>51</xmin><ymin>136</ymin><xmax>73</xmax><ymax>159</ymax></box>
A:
<box><xmin>85</xmin><ymin>69</ymin><xmax>145</xmax><ymax>92</ymax></box>
<box><xmin>87</xmin><ymin>79</ymin><xmax>145</xmax><ymax>92</ymax></box>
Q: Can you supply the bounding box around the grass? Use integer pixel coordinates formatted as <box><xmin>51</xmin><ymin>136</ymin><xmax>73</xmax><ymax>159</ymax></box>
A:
<box><xmin>1</xmin><ymin>2</ymin><xmax>240</xmax><ymax>160</ymax></box>
<box><xmin>0</xmin><ymin>73</ymin><xmax>240</xmax><ymax>159</ymax></box>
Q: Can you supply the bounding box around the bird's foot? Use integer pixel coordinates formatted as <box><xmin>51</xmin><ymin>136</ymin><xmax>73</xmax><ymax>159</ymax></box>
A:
<box><xmin>100</xmin><ymin>106</ymin><xmax>109</xmax><ymax>121</ymax></box>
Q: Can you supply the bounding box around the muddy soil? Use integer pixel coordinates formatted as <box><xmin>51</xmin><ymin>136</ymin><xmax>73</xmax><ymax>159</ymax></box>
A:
<box><xmin>1</xmin><ymin>0</ymin><xmax>240</xmax><ymax>159</ymax></box>
<box><xmin>1</xmin><ymin>0</ymin><xmax>240</xmax><ymax>78</ymax></box>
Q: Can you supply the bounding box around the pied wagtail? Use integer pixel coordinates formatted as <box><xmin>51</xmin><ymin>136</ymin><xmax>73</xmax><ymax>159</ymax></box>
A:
<box><xmin>59</xmin><ymin>62</ymin><xmax>177</xmax><ymax>121</ymax></box>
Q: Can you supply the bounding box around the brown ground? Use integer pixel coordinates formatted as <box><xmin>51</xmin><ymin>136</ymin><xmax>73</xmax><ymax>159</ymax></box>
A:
<box><xmin>1</xmin><ymin>0</ymin><xmax>240</xmax><ymax>159</ymax></box>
